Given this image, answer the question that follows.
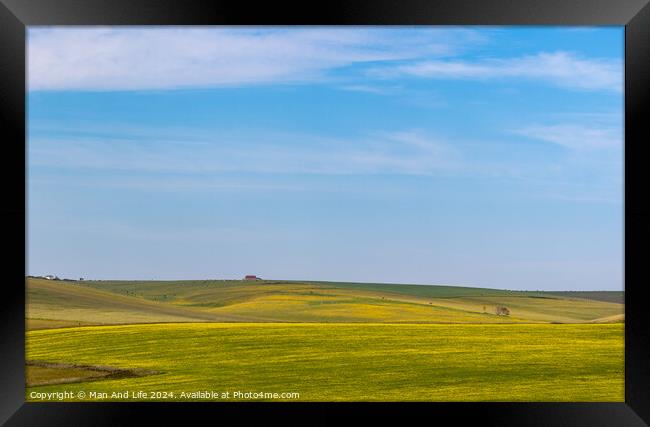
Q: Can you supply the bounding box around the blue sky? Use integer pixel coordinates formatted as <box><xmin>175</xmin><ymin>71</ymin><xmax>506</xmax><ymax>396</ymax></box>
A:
<box><xmin>27</xmin><ymin>27</ymin><xmax>623</xmax><ymax>290</ymax></box>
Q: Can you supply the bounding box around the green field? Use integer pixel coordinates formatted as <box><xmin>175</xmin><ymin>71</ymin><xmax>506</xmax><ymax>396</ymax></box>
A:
<box><xmin>25</xmin><ymin>278</ymin><xmax>624</xmax><ymax>401</ymax></box>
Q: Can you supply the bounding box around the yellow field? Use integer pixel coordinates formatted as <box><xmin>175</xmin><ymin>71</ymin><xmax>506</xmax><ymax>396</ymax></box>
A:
<box><xmin>26</xmin><ymin>323</ymin><xmax>624</xmax><ymax>402</ymax></box>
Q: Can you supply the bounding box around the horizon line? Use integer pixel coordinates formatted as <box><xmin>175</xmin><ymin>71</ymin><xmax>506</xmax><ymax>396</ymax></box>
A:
<box><xmin>25</xmin><ymin>274</ymin><xmax>624</xmax><ymax>293</ymax></box>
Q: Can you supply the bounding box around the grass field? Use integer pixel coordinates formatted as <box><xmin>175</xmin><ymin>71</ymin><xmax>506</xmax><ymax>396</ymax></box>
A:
<box><xmin>25</xmin><ymin>278</ymin><xmax>625</xmax><ymax>402</ymax></box>
<box><xmin>26</xmin><ymin>323</ymin><xmax>623</xmax><ymax>401</ymax></box>
<box><xmin>27</xmin><ymin>278</ymin><xmax>624</xmax><ymax>326</ymax></box>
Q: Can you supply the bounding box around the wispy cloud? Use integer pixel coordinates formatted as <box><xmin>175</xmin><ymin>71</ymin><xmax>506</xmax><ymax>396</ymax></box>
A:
<box><xmin>370</xmin><ymin>51</ymin><xmax>622</xmax><ymax>92</ymax></box>
<box><xmin>512</xmin><ymin>123</ymin><xmax>622</xmax><ymax>151</ymax></box>
<box><xmin>29</xmin><ymin>29</ymin><xmax>620</xmax><ymax>93</ymax></box>
<box><xmin>28</xmin><ymin>27</ymin><xmax>484</xmax><ymax>91</ymax></box>
<box><xmin>338</xmin><ymin>84</ymin><xmax>403</xmax><ymax>95</ymax></box>
<box><xmin>28</xmin><ymin>128</ymin><xmax>459</xmax><ymax>176</ymax></box>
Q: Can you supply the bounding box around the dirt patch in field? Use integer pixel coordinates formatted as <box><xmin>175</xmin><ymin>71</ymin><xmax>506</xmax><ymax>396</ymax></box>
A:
<box><xmin>26</xmin><ymin>360</ymin><xmax>160</xmax><ymax>387</ymax></box>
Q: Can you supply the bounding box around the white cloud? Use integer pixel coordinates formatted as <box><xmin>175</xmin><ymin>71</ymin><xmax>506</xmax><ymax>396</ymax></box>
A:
<box><xmin>28</xmin><ymin>29</ymin><xmax>620</xmax><ymax>93</ymax></box>
<box><xmin>512</xmin><ymin>123</ymin><xmax>622</xmax><ymax>150</ymax></box>
<box><xmin>338</xmin><ymin>84</ymin><xmax>402</xmax><ymax>95</ymax></box>
<box><xmin>28</xmin><ymin>27</ymin><xmax>482</xmax><ymax>91</ymax></box>
<box><xmin>28</xmin><ymin>129</ymin><xmax>458</xmax><ymax>176</ymax></box>
<box><xmin>371</xmin><ymin>51</ymin><xmax>622</xmax><ymax>92</ymax></box>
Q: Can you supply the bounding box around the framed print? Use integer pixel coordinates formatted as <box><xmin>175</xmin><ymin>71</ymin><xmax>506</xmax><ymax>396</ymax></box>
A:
<box><xmin>1</xmin><ymin>0</ymin><xmax>649</xmax><ymax>425</ymax></box>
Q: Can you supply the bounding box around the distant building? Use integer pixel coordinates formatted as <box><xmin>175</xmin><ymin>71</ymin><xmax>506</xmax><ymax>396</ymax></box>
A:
<box><xmin>244</xmin><ymin>275</ymin><xmax>262</xmax><ymax>281</ymax></box>
<box><xmin>44</xmin><ymin>275</ymin><xmax>55</xmax><ymax>280</ymax></box>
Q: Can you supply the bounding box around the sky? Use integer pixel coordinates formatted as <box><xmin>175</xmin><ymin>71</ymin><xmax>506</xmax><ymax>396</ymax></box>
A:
<box><xmin>26</xmin><ymin>27</ymin><xmax>624</xmax><ymax>290</ymax></box>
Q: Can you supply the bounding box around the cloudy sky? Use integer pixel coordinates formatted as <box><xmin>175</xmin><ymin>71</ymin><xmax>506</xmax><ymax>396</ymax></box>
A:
<box><xmin>27</xmin><ymin>27</ymin><xmax>623</xmax><ymax>290</ymax></box>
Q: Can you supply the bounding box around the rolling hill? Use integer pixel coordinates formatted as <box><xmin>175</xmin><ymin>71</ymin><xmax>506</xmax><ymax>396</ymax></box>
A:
<box><xmin>26</xmin><ymin>278</ymin><xmax>624</xmax><ymax>329</ymax></box>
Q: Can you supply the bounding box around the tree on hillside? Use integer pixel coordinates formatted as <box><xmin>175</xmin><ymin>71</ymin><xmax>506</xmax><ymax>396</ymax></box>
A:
<box><xmin>495</xmin><ymin>306</ymin><xmax>510</xmax><ymax>316</ymax></box>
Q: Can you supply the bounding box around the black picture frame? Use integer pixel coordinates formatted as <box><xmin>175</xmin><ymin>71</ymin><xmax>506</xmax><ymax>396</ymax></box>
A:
<box><xmin>1</xmin><ymin>0</ymin><xmax>649</xmax><ymax>425</ymax></box>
